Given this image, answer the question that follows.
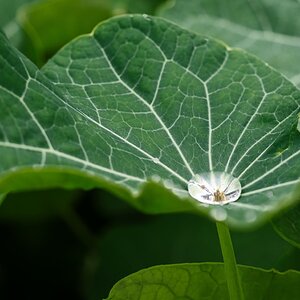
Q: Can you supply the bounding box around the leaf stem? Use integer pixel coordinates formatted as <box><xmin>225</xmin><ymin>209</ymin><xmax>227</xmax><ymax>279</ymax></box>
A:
<box><xmin>216</xmin><ymin>222</ymin><xmax>244</xmax><ymax>300</ymax></box>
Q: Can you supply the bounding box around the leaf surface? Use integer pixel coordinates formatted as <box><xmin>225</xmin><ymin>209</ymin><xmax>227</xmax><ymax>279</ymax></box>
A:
<box><xmin>161</xmin><ymin>0</ymin><xmax>300</xmax><ymax>86</ymax></box>
<box><xmin>106</xmin><ymin>263</ymin><xmax>300</xmax><ymax>300</ymax></box>
<box><xmin>0</xmin><ymin>15</ymin><xmax>300</xmax><ymax>228</ymax></box>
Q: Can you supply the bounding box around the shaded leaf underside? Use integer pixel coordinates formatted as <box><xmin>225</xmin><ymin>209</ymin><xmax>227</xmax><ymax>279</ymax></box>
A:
<box><xmin>0</xmin><ymin>15</ymin><xmax>299</xmax><ymax>227</ymax></box>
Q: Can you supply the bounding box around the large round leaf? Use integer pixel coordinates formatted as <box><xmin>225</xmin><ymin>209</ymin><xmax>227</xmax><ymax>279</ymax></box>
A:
<box><xmin>0</xmin><ymin>15</ymin><xmax>299</xmax><ymax>228</ymax></box>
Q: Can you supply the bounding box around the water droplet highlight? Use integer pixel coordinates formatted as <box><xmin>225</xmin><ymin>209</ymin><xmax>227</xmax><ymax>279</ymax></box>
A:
<box><xmin>210</xmin><ymin>207</ymin><xmax>227</xmax><ymax>221</ymax></box>
<box><xmin>188</xmin><ymin>172</ymin><xmax>241</xmax><ymax>205</ymax></box>
<box><xmin>152</xmin><ymin>157</ymin><xmax>159</xmax><ymax>164</ymax></box>
<box><xmin>163</xmin><ymin>179</ymin><xmax>174</xmax><ymax>188</ymax></box>
<box><xmin>142</xmin><ymin>14</ymin><xmax>151</xmax><ymax>20</ymax></box>
<box><xmin>151</xmin><ymin>175</ymin><xmax>161</xmax><ymax>182</ymax></box>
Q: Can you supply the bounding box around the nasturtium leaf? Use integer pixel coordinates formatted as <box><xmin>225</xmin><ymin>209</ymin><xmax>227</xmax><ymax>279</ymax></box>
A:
<box><xmin>0</xmin><ymin>15</ymin><xmax>299</xmax><ymax>228</ymax></box>
<box><xmin>161</xmin><ymin>0</ymin><xmax>300</xmax><ymax>86</ymax></box>
<box><xmin>273</xmin><ymin>204</ymin><xmax>300</xmax><ymax>248</ymax></box>
<box><xmin>106</xmin><ymin>263</ymin><xmax>300</xmax><ymax>300</ymax></box>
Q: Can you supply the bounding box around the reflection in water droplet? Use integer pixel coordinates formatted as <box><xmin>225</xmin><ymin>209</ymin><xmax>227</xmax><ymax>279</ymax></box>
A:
<box><xmin>188</xmin><ymin>172</ymin><xmax>241</xmax><ymax>205</ymax></box>
<box><xmin>210</xmin><ymin>207</ymin><xmax>227</xmax><ymax>221</ymax></box>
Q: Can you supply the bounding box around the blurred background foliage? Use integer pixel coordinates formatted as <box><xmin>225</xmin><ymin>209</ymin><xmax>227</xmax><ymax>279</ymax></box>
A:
<box><xmin>1</xmin><ymin>0</ymin><xmax>300</xmax><ymax>299</ymax></box>
<box><xmin>1</xmin><ymin>0</ymin><xmax>169</xmax><ymax>66</ymax></box>
<box><xmin>1</xmin><ymin>188</ymin><xmax>300</xmax><ymax>300</ymax></box>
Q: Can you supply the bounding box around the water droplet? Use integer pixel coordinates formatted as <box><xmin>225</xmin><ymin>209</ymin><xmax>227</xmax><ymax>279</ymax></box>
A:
<box><xmin>151</xmin><ymin>174</ymin><xmax>161</xmax><ymax>182</ymax></box>
<box><xmin>142</xmin><ymin>14</ymin><xmax>151</xmax><ymax>20</ymax></box>
<box><xmin>188</xmin><ymin>172</ymin><xmax>241</xmax><ymax>205</ymax></box>
<box><xmin>163</xmin><ymin>179</ymin><xmax>174</xmax><ymax>188</ymax></box>
<box><xmin>152</xmin><ymin>157</ymin><xmax>159</xmax><ymax>164</ymax></box>
<box><xmin>210</xmin><ymin>207</ymin><xmax>227</xmax><ymax>221</ymax></box>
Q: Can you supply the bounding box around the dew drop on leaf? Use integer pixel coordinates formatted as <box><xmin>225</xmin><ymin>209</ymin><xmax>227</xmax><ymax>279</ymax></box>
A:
<box><xmin>210</xmin><ymin>207</ymin><xmax>227</xmax><ymax>221</ymax></box>
<box><xmin>151</xmin><ymin>157</ymin><xmax>160</xmax><ymax>164</ymax></box>
<box><xmin>188</xmin><ymin>172</ymin><xmax>241</xmax><ymax>205</ymax></box>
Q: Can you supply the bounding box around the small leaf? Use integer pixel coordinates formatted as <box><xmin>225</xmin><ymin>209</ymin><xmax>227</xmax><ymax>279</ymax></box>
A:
<box><xmin>273</xmin><ymin>204</ymin><xmax>300</xmax><ymax>248</ymax></box>
<box><xmin>161</xmin><ymin>0</ymin><xmax>300</xmax><ymax>86</ymax></box>
<box><xmin>0</xmin><ymin>15</ymin><xmax>299</xmax><ymax>228</ymax></box>
<box><xmin>105</xmin><ymin>263</ymin><xmax>300</xmax><ymax>300</ymax></box>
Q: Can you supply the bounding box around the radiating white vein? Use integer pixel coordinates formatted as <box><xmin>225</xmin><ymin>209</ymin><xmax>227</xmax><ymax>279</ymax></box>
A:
<box><xmin>31</xmin><ymin>78</ymin><xmax>189</xmax><ymax>185</ymax></box>
<box><xmin>19</xmin><ymin>59</ymin><xmax>54</xmax><ymax>150</ymax></box>
<box><xmin>94</xmin><ymin>38</ymin><xmax>195</xmax><ymax>177</ymax></box>
<box><xmin>237</xmin><ymin>139</ymin><xmax>276</xmax><ymax>180</ymax></box>
<box><xmin>0</xmin><ymin>141</ymin><xmax>144</xmax><ymax>183</ymax></box>
<box><xmin>203</xmin><ymin>83</ymin><xmax>213</xmax><ymax>171</ymax></box>
<box><xmin>243</xmin><ymin>179</ymin><xmax>300</xmax><ymax>196</ymax></box>
<box><xmin>204</xmin><ymin>51</ymin><xmax>229</xmax><ymax>170</ymax></box>
<box><xmin>243</xmin><ymin>148</ymin><xmax>300</xmax><ymax>190</ymax></box>
<box><xmin>144</xmin><ymin>35</ymin><xmax>228</xmax><ymax>173</ymax></box>
<box><xmin>20</xmin><ymin>79</ymin><xmax>54</xmax><ymax>150</ymax></box>
<box><xmin>225</xmin><ymin>90</ymin><xmax>268</xmax><ymax>172</ymax></box>
<box><xmin>0</xmin><ymin>76</ymin><xmax>54</xmax><ymax>151</ymax></box>
<box><xmin>231</xmin><ymin>106</ymin><xmax>299</xmax><ymax>176</ymax></box>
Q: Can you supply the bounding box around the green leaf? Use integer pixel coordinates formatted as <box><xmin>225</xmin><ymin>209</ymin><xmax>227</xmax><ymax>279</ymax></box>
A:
<box><xmin>161</xmin><ymin>0</ymin><xmax>300</xmax><ymax>86</ymax></box>
<box><xmin>106</xmin><ymin>263</ymin><xmax>300</xmax><ymax>300</ymax></box>
<box><xmin>273</xmin><ymin>204</ymin><xmax>300</xmax><ymax>248</ymax></box>
<box><xmin>11</xmin><ymin>0</ymin><xmax>117</xmax><ymax>65</ymax></box>
<box><xmin>3</xmin><ymin>0</ymin><xmax>168</xmax><ymax>66</ymax></box>
<box><xmin>88</xmin><ymin>214</ymin><xmax>298</xmax><ymax>299</ymax></box>
<box><xmin>0</xmin><ymin>15</ymin><xmax>299</xmax><ymax>228</ymax></box>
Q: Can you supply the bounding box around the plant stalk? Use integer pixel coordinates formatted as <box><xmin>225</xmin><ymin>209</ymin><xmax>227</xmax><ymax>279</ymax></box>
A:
<box><xmin>216</xmin><ymin>222</ymin><xmax>244</xmax><ymax>300</ymax></box>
